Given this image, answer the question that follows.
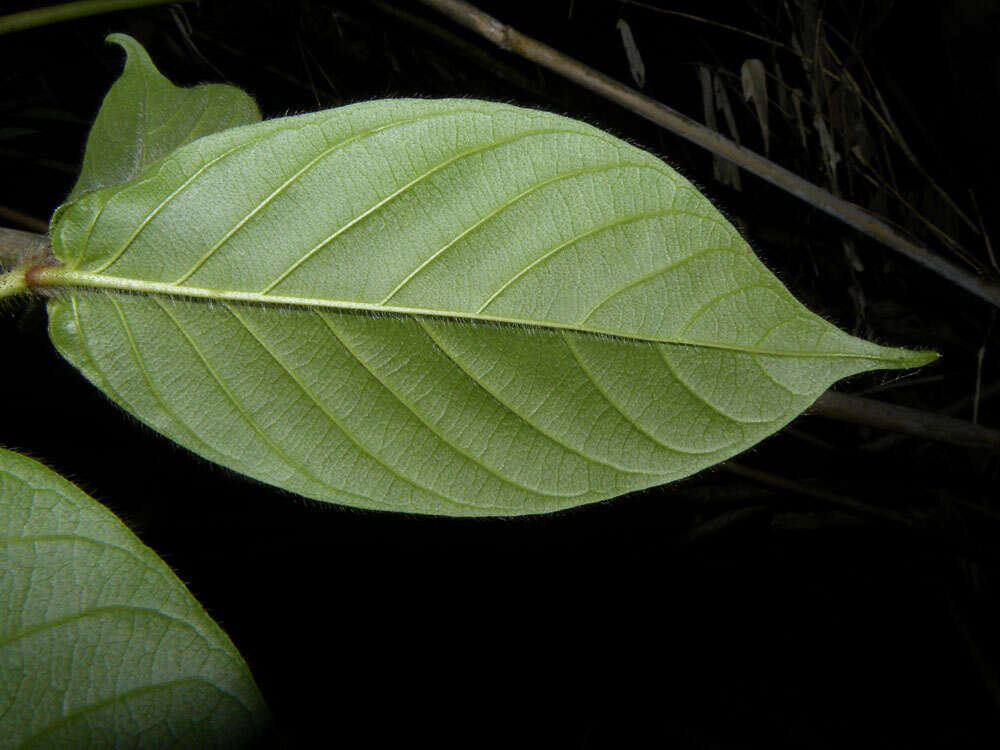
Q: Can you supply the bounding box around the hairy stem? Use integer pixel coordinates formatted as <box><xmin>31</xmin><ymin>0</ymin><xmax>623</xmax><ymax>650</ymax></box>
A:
<box><xmin>0</xmin><ymin>0</ymin><xmax>194</xmax><ymax>35</ymax></box>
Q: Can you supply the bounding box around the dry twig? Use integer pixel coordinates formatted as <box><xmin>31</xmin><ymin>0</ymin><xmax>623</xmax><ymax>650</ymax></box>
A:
<box><xmin>810</xmin><ymin>391</ymin><xmax>1000</xmax><ymax>453</ymax></box>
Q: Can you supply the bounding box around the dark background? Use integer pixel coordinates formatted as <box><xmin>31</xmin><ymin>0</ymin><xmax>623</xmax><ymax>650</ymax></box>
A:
<box><xmin>2</xmin><ymin>1</ymin><xmax>999</xmax><ymax>747</ymax></box>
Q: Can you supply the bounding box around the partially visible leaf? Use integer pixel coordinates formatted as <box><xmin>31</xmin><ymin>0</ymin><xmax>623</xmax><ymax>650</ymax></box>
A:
<box><xmin>39</xmin><ymin>95</ymin><xmax>935</xmax><ymax>517</ymax></box>
<box><xmin>616</xmin><ymin>19</ymin><xmax>646</xmax><ymax>88</ymax></box>
<box><xmin>68</xmin><ymin>33</ymin><xmax>259</xmax><ymax>201</ymax></box>
<box><xmin>0</xmin><ymin>447</ymin><xmax>270</xmax><ymax>747</ymax></box>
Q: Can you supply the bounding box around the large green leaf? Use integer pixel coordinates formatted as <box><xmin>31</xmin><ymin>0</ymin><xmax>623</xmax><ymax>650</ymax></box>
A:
<box><xmin>37</xmin><ymin>94</ymin><xmax>933</xmax><ymax>516</ymax></box>
<box><xmin>67</xmin><ymin>33</ymin><xmax>260</xmax><ymax>201</ymax></box>
<box><xmin>0</xmin><ymin>447</ymin><xmax>270</xmax><ymax>747</ymax></box>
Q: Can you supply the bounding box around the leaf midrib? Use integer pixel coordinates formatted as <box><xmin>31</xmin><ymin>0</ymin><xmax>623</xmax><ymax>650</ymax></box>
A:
<box><xmin>38</xmin><ymin>268</ymin><xmax>902</xmax><ymax>362</ymax></box>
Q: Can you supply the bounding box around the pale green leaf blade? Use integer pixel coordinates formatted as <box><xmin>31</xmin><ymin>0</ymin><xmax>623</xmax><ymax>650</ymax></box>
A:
<box><xmin>43</xmin><ymin>97</ymin><xmax>934</xmax><ymax>516</ymax></box>
<box><xmin>67</xmin><ymin>33</ymin><xmax>260</xmax><ymax>201</ymax></box>
<box><xmin>0</xmin><ymin>447</ymin><xmax>271</xmax><ymax>746</ymax></box>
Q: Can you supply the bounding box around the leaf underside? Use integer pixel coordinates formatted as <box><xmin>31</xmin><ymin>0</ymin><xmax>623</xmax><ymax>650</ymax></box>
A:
<box><xmin>47</xmin><ymin>97</ymin><xmax>933</xmax><ymax>516</ymax></box>
<box><xmin>0</xmin><ymin>448</ymin><xmax>269</xmax><ymax>747</ymax></box>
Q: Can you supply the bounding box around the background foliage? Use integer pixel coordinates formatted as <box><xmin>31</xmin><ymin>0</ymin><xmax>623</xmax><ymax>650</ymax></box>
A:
<box><xmin>1</xmin><ymin>1</ymin><xmax>998</xmax><ymax>746</ymax></box>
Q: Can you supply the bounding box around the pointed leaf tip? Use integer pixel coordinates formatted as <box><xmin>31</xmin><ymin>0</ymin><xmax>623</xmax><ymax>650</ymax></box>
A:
<box><xmin>104</xmin><ymin>32</ymin><xmax>156</xmax><ymax>67</ymax></box>
<box><xmin>903</xmin><ymin>349</ymin><xmax>940</xmax><ymax>368</ymax></box>
<box><xmin>880</xmin><ymin>347</ymin><xmax>939</xmax><ymax>370</ymax></box>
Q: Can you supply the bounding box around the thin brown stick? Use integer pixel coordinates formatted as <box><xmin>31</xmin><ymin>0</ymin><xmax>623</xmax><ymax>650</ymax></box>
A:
<box><xmin>862</xmin><ymin>381</ymin><xmax>1000</xmax><ymax>452</ymax></box>
<box><xmin>809</xmin><ymin>391</ymin><xmax>1000</xmax><ymax>453</ymax></box>
<box><xmin>417</xmin><ymin>0</ymin><xmax>1000</xmax><ymax>308</ymax></box>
